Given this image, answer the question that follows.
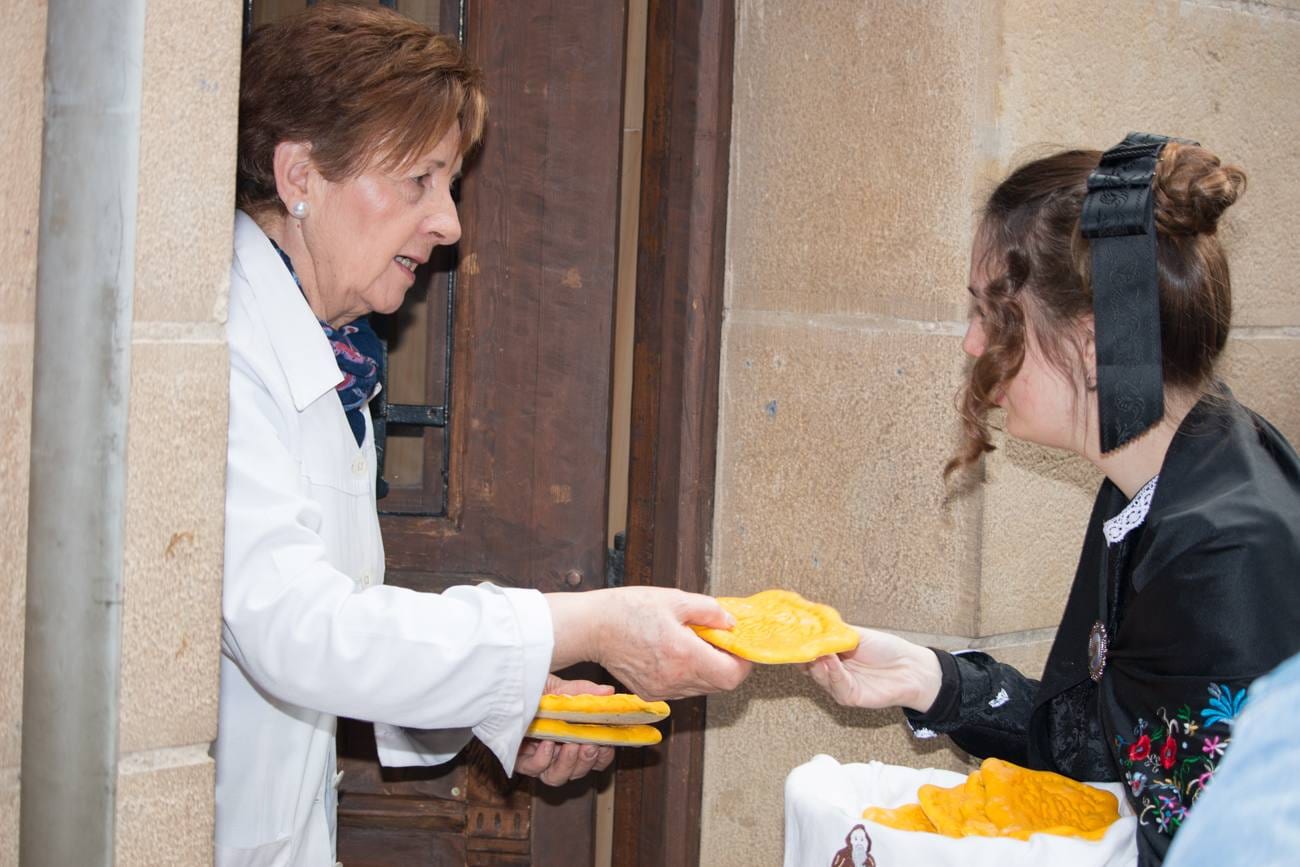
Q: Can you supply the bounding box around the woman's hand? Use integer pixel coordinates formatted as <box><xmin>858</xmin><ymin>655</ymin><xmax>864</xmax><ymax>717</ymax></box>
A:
<box><xmin>546</xmin><ymin>587</ymin><xmax>753</xmax><ymax>701</ymax></box>
<box><xmin>513</xmin><ymin>674</ymin><xmax>615</xmax><ymax>786</ymax></box>
<box><xmin>805</xmin><ymin>627</ymin><xmax>942</xmax><ymax>713</ymax></box>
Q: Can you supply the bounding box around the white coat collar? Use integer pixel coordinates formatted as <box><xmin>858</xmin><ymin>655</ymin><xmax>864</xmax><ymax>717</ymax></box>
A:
<box><xmin>233</xmin><ymin>211</ymin><xmax>343</xmax><ymax>412</ymax></box>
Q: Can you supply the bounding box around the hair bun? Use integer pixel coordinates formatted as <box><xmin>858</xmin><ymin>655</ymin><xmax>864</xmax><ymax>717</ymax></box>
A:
<box><xmin>1154</xmin><ymin>142</ymin><xmax>1247</xmax><ymax>236</ymax></box>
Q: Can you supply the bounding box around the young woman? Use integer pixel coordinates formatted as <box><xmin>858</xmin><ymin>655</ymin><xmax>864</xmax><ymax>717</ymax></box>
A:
<box><xmin>807</xmin><ymin>137</ymin><xmax>1300</xmax><ymax>866</ymax></box>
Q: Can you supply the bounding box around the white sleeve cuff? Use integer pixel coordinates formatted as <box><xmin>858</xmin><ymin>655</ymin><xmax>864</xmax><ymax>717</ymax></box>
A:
<box><xmin>374</xmin><ymin>722</ymin><xmax>472</xmax><ymax>768</ymax></box>
<box><xmin>465</xmin><ymin>585</ymin><xmax>554</xmax><ymax>776</ymax></box>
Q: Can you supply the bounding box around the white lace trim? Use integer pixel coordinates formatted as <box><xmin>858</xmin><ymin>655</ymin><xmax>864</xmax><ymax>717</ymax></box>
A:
<box><xmin>909</xmin><ymin>724</ymin><xmax>937</xmax><ymax>740</ymax></box>
<box><xmin>1102</xmin><ymin>474</ymin><xmax>1159</xmax><ymax>545</ymax></box>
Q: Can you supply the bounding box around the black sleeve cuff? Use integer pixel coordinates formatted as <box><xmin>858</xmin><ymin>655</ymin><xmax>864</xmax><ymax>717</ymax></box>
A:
<box><xmin>904</xmin><ymin>648</ymin><xmax>961</xmax><ymax>728</ymax></box>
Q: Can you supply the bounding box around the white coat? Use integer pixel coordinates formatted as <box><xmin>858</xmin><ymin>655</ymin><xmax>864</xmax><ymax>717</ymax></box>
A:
<box><xmin>215</xmin><ymin>212</ymin><xmax>554</xmax><ymax>866</ymax></box>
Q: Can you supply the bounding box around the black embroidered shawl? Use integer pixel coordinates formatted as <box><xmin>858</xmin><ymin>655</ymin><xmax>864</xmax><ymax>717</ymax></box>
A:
<box><xmin>908</xmin><ymin>391</ymin><xmax>1300</xmax><ymax>865</ymax></box>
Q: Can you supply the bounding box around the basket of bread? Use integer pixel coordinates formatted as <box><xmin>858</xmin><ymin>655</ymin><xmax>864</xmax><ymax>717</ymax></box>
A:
<box><xmin>784</xmin><ymin>754</ymin><xmax>1137</xmax><ymax>867</ymax></box>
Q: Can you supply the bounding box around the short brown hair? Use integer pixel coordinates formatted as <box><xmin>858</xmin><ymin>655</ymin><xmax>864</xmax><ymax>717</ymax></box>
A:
<box><xmin>947</xmin><ymin>142</ymin><xmax>1246</xmax><ymax>476</ymax></box>
<box><xmin>236</xmin><ymin>1</ymin><xmax>486</xmax><ymax>216</ymax></box>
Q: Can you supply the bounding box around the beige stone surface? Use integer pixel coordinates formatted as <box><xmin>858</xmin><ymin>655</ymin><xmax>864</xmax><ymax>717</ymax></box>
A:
<box><xmin>0</xmin><ymin>0</ymin><xmax>44</xmax><ymax>324</ymax></box>
<box><xmin>728</xmin><ymin>1</ymin><xmax>998</xmax><ymax>323</ymax></box>
<box><xmin>978</xmin><ymin>433</ymin><xmax>1101</xmax><ymax>636</ymax></box>
<box><xmin>607</xmin><ymin>127</ymin><xmax>643</xmax><ymax>546</ymax></box>
<box><xmin>1221</xmin><ymin>334</ymin><xmax>1300</xmax><ymax>445</ymax></box>
<box><xmin>0</xmin><ymin>0</ymin><xmax>42</xmax><ymax>771</ymax></box>
<box><xmin>118</xmin><ymin>341</ymin><xmax>226</xmax><ymax>753</ymax></box>
<box><xmin>0</xmin><ymin>770</ymin><xmax>16</xmax><ymax>867</ymax></box>
<box><xmin>713</xmin><ymin>318</ymin><xmax>979</xmax><ymax>635</ymax></box>
<box><xmin>0</xmin><ymin>336</ymin><xmax>32</xmax><ymax>771</ymax></box>
<box><xmin>623</xmin><ymin>0</ymin><xmax>648</xmax><ymax>133</ymax></box>
<box><xmin>0</xmin><ymin>5</ymin><xmax>42</xmax><ymax>771</ymax></box>
<box><xmin>700</xmin><ymin>663</ymin><xmax>972</xmax><ymax>866</ymax></box>
<box><xmin>999</xmin><ymin>0</ymin><xmax>1300</xmax><ymax>328</ymax></box>
<box><xmin>115</xmin><ymin>750</ymin><xmax>215</xmax><ymax>866</ymax></box>
<box><xmin>969</xmin><ymin>632</ymin><xmax>1055</xmax><ymax>680</ymax></box>
<box><xmin>133</xmin><ymin>0</ymin><xmax>242</xmax><ymax>324</ymax></box>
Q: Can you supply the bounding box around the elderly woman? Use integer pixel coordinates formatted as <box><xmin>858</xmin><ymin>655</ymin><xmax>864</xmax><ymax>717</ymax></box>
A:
<box><xmin>807</xmin><ymin>137</ymin><xmax>1300</xmax><ymax>865</ymax></box>
<box><xmin>219</xmin><ymin>5</ymin><xmax>750</xmax><ymax>864</ymax></box>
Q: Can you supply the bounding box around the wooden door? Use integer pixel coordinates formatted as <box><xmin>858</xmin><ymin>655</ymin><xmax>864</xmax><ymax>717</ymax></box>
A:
<box><xmin>612</xmin><ymin>1</ymin><xmax>734</xmax><ymax>864</ymax></box>
<box><xmin>245</xmin><ymin>1</ymin><xmax>628</xmax><ymax>864</ymax></box>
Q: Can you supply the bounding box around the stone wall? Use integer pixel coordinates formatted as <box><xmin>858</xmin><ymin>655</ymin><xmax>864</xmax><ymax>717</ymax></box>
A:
<box><xmin>703</xmin><ymin>1</ymin><xmax>1300</xmax><ymax>862</ymax></box>
<box><xmin>0</xmin><ymin>0</ymin><xmax>47</xmax><ymax>854</ymax></box>
<box><xmin>0</xmin><ymin>0</ymin><xmax>242</xmax><ymax>863</ymax></box>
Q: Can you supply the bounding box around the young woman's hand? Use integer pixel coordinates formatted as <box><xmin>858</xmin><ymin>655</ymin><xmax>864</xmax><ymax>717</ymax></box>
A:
<box><xmin>805</xmin><ymin>627</ymin><xmax>942</xmax><ymax>713</ymax></box>
<box><xmin>513</xmin><ymin>674</ymin><xmax>615</xmax><ymax>786</ymax></box>
<box><xmin>547</xmin><ymin>587</ymin><xmax>753</xmax><ymax>700</ymax></box>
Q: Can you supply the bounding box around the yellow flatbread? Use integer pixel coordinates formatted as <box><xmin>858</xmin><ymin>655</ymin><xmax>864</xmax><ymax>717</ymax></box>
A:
<box><xmin>979</xmin><ymin>757</ymin><xmax>1118</xmax><ymax>841</ymax></box>
<box><xmin>861</xmin><ymin>802</ymin><xmax>936</xmax><ymax>833</ymax></box>
<box><xmin>524</xmin><ymin>718</ymin><xmax>662</xmax><ymax>747</ymax></box>
<box><xmin>690</xmin><ymin>589</ymin><xmax>860</xmax><ymax>664</ymax></box>
<box><xmin>535</xmin><ymin>693</ymin><xmax>670</xmax><ymax>725</ymax></box>
<box><xmin>919</xmin><ymin>770</ymin><xmax>999</xmax><ymax>838</ymax></box>
<box><xmin>860</xmin><ymin>758</ymin><xmax>1121</xmax><ymax>842</ymax></box>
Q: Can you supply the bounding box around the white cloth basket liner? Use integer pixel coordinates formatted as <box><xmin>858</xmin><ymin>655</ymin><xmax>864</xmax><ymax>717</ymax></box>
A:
<box><xmin>784</xmin><ymin>754</ymin><xmax>1137</xmax><ymax>867</ymax></box>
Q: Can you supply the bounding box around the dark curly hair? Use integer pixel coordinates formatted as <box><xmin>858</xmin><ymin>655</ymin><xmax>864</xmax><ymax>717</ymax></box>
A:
<box><xmin>946</xmin><ymin>141</ymin><xmax>1246</xmax><ymax>477</ymax></box>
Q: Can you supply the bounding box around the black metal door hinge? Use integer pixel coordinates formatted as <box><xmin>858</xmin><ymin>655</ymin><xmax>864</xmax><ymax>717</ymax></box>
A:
<box><xmin>605</xmin><ymin>531</ymin><xmax>626</xmax><ymax>588</ymax></box>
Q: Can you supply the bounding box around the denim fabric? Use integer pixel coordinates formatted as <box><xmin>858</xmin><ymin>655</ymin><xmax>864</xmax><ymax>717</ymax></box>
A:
<box><xmin>1163</xmin><ymin>651</ymin><xmax>1300</xmax><ymax>867</ymax></box>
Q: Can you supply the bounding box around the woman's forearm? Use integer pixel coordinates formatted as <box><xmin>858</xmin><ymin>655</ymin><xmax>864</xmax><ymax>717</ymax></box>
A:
<box><xmin>903</xmin><ymin>643</ymin><xmax>944</xmax><ymax>714</ymax></box>
<box><xmin>544</xmin><ymin>589</ymin><xmax>605</xmax><ymax>672</ymax></box>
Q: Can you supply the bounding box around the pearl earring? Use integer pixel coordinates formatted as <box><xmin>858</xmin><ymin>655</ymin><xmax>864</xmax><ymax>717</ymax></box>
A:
<box><xmin>291</xmin><ymin>201</ymin><xmax>309</xmax><ymax>219</ymax></box>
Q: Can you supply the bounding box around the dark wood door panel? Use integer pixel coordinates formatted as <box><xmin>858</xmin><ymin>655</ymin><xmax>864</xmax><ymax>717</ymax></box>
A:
<box><xmin>338</xmin><ymin>723</ymin><xmax>537</xmax><ymax>863</ymax></box>
<box><xmin>355</xmin><ymin>0</ymin><xmax>630</xmax><ymax>864</ymax></box>
<box><xmin>613</xmin><ymin>1</ymin><xmax>734</xmax><ymax>864</ymax></box>
<box><xmin>336</xmin><ymin>827</ymin><xmax>464</xmax><ymax>866</ymax></box>
<box><xmin>381</xmin><ymin>0</ymin><xmax>626</xmax><ymax>601</ymax></box>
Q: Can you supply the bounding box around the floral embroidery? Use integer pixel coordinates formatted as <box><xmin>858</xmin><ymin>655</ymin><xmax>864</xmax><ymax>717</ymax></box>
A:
<box><xmin>1159</xmin><ymin>735</ymin><xmax>1178</xmax><ymax>770</ymax></box>
<box><xmin>1113</xmin><ymin>682</ymin><xmax>1247</xmax><ymax>838</ymax></box>
<box><xmin>1200</xmin><ymin>683</ymin><xmax>1247</xmax><ymax>728</ymax></box>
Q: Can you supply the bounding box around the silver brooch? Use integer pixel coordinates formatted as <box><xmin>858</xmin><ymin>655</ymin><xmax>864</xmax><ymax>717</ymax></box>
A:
<box><xmin>1088</xmin><ymin>620</ymin><xmax>1109</xmax><ymax>682</ymax></box>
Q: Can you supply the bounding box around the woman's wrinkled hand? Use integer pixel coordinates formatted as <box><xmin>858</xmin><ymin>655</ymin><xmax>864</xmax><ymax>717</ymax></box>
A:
<box><xmin>547</xmin><ymin>587</ymin><xmax>753</xmax><ymax>701</ymax></box>
<box><xmin>513</xmin><ymin>674</ymin><xmax>615</xmax><ymax>786</ymax></box>
<box><xmin>804</xmin><ymin>626</ymin><xmax>941</xmax><ymax>713</ymax></box>
<box><xmin>594</xmin><ymin>587</ymin><xmax>754</xmax><ymax>700</ymax></box>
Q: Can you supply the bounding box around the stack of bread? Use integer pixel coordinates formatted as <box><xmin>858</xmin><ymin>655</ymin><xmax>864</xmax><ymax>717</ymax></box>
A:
<box><xmin>525</xmin><ymin>693</ymin><xmax>670</xmax><ymax>747</ymax></box>
<box><xmin>862</xmin><ymin>757</ymin><xmax>1121</xmax><ymax>841</ymax></box>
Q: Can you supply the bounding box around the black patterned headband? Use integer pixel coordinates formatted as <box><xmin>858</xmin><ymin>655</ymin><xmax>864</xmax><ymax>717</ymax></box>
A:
<box><xmin>1079</xmin><ymin>132</ymin><xmax>1196</xmax><ymax>453</ymax></box>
